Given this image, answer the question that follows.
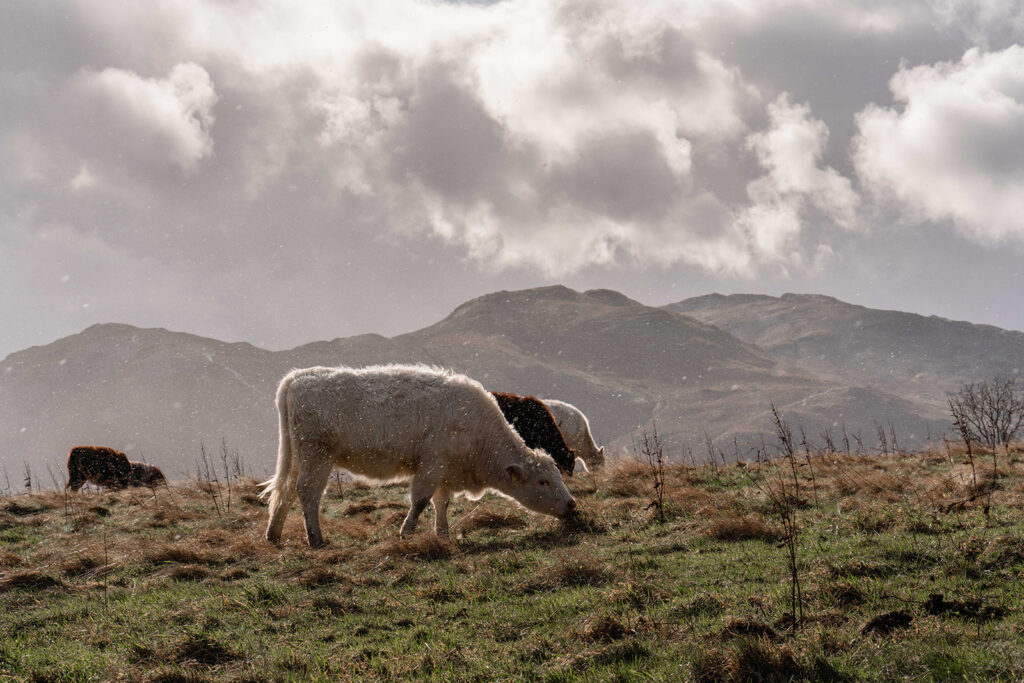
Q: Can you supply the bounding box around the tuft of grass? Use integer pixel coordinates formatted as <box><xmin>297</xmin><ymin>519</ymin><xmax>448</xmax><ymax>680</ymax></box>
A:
<box><xmin>579</xmin><ymin>613</ymin><xmax>632</xmax><ymax>642</ymax></box>
<box><xmin>692</xmin><ymin>639</ymin><xmax>808</xmax><ymax>683</ymax></box>
<box><xmin>861</xmin><ymin>610</ymin><xmax>914</xmax><ymax>635</ymax></box>
<box><xmin>0</xmin><ymin>570</ymin><xmax>62</xmax><ymax>591</ymax></box>
<box><xmin>175</xmin><ymin>632</ymin><xmax>238</xmax><ymax>666</ymax></box>
<box><xmin>539</xmin><ymin>554</ymin><xmax>614</xmax><ymax>588</ymax></box>
<box><xmin>977</xmin><ymin>534</ymin><xmax>1024</xmax><ymax>570</ymax></box>
<box><xmin>721</xmin><ymin>617</ymin><xmax>778</xmax><ymax>640</ymax></box>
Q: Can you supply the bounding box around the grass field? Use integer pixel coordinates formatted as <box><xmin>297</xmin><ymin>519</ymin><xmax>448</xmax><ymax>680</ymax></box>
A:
<box><xmin>1</xmin><ymin>444</ymin><xmax>1023</xmax><ymax>681</ymax></box>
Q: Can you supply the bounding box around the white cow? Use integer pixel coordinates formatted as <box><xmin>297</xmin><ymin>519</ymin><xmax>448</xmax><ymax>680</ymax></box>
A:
<box><xmin>541</xmin><ymin>399</ymin><xmax>605</xmax><ymax>471</ymax></box>
<box><xmin>262</xmin><ymin>364</ymin><xmax>577</xmax><ymax>547</ymax></box>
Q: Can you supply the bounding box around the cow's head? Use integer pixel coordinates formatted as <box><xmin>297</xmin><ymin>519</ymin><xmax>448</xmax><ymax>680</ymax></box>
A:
<box><xmin>504</xmin><ymin>451</ymin><xmax>576</xmax><ymax>518</ymax></box>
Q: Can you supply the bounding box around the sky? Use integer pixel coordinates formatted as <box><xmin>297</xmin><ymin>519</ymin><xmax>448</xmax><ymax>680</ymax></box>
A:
<box><xmin>3</xmin><ymin>0</ymin><xmax>1024</xmax><ymax>358</ymax></box>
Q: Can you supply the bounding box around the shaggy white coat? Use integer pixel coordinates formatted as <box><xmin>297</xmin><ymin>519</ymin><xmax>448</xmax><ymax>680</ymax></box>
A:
<box><xmin>262</xmin><ymin>364</ymin><xmax>575</xmax><ymax>547</ymax></box>
<box><xmin>542</xmin><ymin>399</ymin><xmax>605</xmax><ymax>471</ymax></box>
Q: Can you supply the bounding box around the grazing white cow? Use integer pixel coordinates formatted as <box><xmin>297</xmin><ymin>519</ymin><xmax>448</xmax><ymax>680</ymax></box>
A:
<box><xmin>262</xmin><ymin>364</ymin><xmax>577</xmax><ymax>548</ymax></box>
<box><xmin>541</xmin><ymin>400</ymin><xmax>605</xmax><ymax>471</ymax></box>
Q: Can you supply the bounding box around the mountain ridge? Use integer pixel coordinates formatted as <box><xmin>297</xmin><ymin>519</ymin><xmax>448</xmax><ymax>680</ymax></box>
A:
<box><xmin>7</xmin><ymin>286</ymin><xmax>1011</xmax><ymax>478</ymax></box>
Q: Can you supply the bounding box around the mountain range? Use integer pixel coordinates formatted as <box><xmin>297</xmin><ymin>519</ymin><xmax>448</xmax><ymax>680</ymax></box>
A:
<box><xmin>3</xmin><ymin>286</ymin><xmax>1019</xmax><ymax>480</ymax></box>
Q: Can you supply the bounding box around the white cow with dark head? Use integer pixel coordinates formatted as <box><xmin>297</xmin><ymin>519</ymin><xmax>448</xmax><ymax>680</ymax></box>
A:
<box><xmin>262</xmin><ymin>364</ymin><xmax>576</xmax><ymax>548</ymax></box>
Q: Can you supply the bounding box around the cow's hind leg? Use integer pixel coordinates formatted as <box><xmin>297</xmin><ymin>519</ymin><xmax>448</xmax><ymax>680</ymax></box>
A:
<box><xmin>401</xmin><ymin>474</ymin><xmax>440</xmax><ymax>537</ymax></box>
<box><xmin>265</xmin><ymin>482</ymin><xmax>297</xmax><ymax>544</ymax></box>
<box><xmin>432</xmin><ymin>489</ymin><xmax>451</xmax><ymax>537</ymax></box>
<box><xmin>297</xmin><ymin>455</ymin><xmax>335</xmax><ymax>549</ymax></box>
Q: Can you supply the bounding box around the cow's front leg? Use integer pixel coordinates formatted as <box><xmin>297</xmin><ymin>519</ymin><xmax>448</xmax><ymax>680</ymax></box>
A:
<box><xmin>401</xmin><ymin>473</ymin><xmax>439</xmax><ymax>537</ymax></box>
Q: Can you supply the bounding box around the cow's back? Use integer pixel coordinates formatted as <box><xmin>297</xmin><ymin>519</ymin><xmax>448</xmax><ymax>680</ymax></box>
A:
<box><xmin>284</xmin><ymin>365</ymin><xmax>491</xmax><ymax>477</ymax></box>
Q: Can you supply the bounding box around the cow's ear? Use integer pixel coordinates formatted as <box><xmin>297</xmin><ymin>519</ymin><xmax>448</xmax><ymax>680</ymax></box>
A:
<box><xmin>506</xmin><ymin>464</ymin><xmax>525</xmax><ymax>482</ymax></box>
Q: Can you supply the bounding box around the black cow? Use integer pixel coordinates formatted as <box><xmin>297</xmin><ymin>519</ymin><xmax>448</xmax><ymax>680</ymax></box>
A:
<box><xmin>491</xmin><ymin>391</ymin><xmax>576</xmax><ymax>476</ymax></box>
<box><xmin>66</xmin><ymin>446</ymin><xmax>132</xmax><ymax>491</ymax></box>
<box><xmin>128</xmin><ymin>461</ymin><xmax>167</xmax><ymax>487</ymax></box>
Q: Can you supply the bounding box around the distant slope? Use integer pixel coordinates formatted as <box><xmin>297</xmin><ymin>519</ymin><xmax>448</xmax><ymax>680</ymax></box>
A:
<box><xmin>667</xmin><ymin>293</ymin><xmax>1024</xmax><ymax>413</ymax></box>
<box><xmin>0</xmin><ymin>324</ymin><xmax>288</xmax><ymax>482</ymax></box>
<box><xmin>1</xmin><ymin>287</ymin><xmax>951</xmax><ymax>477</ymax></box>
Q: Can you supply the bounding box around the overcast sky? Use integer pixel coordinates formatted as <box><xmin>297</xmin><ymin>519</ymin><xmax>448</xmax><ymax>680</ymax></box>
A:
<box><xmin>3</xmin><ymin>0</ymin><xmax>1024</xmax><ymax>358</ymax></box>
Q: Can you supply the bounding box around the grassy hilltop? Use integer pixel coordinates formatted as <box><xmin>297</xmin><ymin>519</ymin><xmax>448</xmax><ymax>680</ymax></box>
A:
<box><xmin>1</xmin><ymin>446</ymin><xmax>1023</xmax><ymax>681</ymax></box>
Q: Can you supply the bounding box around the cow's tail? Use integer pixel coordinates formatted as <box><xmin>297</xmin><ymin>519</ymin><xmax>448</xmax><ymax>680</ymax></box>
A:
<box><xmin>260</xmin><ymin>375</ymin><xmax>296</xmax><ymax>506</ymax></box>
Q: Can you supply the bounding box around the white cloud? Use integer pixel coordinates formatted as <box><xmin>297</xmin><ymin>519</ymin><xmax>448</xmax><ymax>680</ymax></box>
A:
<box><xmin>72</xmin><ymin>62</ymin><xmax>218</xmax><ymax>173</ymax></box>
<box><xmin>854</xmin><ymin>45</ymin><xmax>1024</xmax><ymax>243</ymax></box>
<box><xmin>928</xmin><ymin>0</ymin><xmax>1024</xmax><ymax>47</ymax></box>
<box><xmin>735</xmin><ymin>95</ymin><xmax>859</xmax><ymax>267</ymax></box>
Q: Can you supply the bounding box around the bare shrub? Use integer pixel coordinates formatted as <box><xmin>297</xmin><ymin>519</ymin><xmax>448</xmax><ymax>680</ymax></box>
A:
<box><xmin>757</xmin><ymin>403</ymin><xmax>805</xmax><ymax>626</ymax></box>
<box><xmin>194</xmin><ymin>442</ymin><xmax>222</xmax><ymax>516</ymax></box>
<box><xmin>632</xmin><ymin>424</ymin><xmax>667</xmax><ymax>521</ymax></box>
<box><xmin>948</xmin><ymin>377</ymin><xmax>1024</xmax><ymax>450</ymax></box>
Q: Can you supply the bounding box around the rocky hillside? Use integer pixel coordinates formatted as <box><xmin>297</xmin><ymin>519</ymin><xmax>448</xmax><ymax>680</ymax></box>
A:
<box><xmin>667</xmin><ymin>293</ymin><xmax>1024</xmax><ymax>413</ymax></box>
<box><xmin>1</xmin><ymin>287</ymin><xmax>960</xmax><ymax>478</ymax></box>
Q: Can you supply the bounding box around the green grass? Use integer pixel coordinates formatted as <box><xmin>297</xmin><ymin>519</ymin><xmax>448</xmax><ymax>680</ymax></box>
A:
<box><xmin>1</xmin><ymin>448</ymin><xmax>1023</xmax><ymax>681</ymax></box>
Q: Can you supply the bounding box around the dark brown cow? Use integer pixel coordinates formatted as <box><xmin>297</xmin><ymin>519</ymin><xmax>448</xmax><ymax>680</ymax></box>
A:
<box><xmin>128</xmin><ymin>461</ymin><xmax>167</xmax><ymax>487</ymax></box>
<box><xmin>66</xmin><ymin>446</ymin><xmax>132</xmax><ymax>491</ymax></box>
<box><xmin>491</xmin><ymin>391</ymin><xmax>576</xmax><ymax>476</ymax></box>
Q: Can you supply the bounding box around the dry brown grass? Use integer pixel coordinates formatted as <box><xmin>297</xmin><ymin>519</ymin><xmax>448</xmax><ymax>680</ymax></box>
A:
<box><xmin>663</xmin><ymin>486</ymin><xmax>716</xmax><ymax>514</ymax></box>
<box><xmin>829</xmin><ymin>470</ymin><xmax>913</xmax><ymax>498</ymax></box>
<box><xmin>704</xmin><ymin>514</ymin><xmax>782</xmax><ymax>542</ymax></box>
<box><xmin>0</xmin><ymin>549</ymin><xmax>22</xmax><ymax>567</ymax></box>
<box><xmin>372</xmin><ymin>534</ymin><xmax>457</xmax><ymax>561</ymax></box>
<box><xmin>144</xmin><ymin>544</ymin><xmax>220</xmax><ymax>567</ymax></box>
<box><xmin>341</xmin><ymin>498</ymin><xmax>407</xmax><ymax>516</ymax></box>
<box><xmin>455</xmin><ymin>505</ymin><xmax>527</xmax><ymax>532</ymax></box>
<box><xmin>604</xmin><ymin>460</ymin><xmax>652</xmax><ymax>497</ymax></box>
<box><xmin>59</xmin><ymin>554</ymin><xmax>102</xmax><ymax>578</ymax></box>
